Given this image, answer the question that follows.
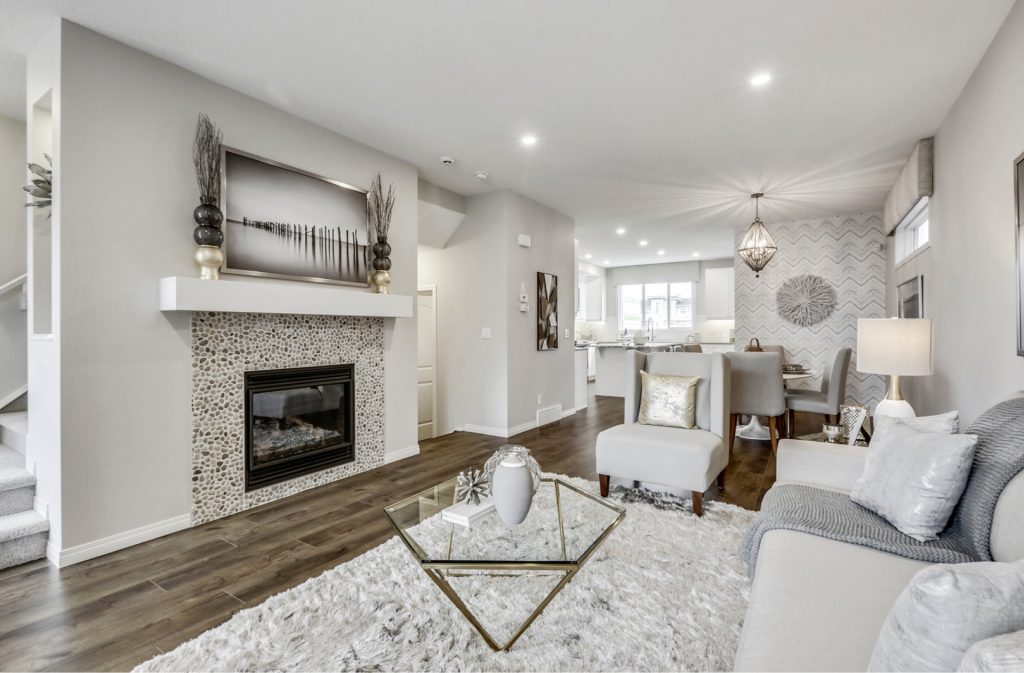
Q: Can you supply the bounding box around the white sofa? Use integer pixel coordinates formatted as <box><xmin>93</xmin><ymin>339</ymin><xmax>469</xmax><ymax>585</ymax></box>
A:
<box><xmin>733</xmin><ymin>438</ymin><xmax>1024</xmax><ymax>671</ymax></box>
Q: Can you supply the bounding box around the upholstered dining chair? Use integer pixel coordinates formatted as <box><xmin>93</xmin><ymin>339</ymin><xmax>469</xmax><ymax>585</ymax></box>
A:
<box><xmin>595</xmin><ymin>351</ymin><xmax>731</xmax><ymax>516</ymax></box>
<box><xmin>724</xmin><ymin>352</ymin><xmax>786</xmax><ymax>454</ymax></box>
<box><xmin>682</xmin><ymin>344</ymin><xmax>703</xmax><ymax>353</ymax></box>
<box><xmin>785</xmin><ymin>347</ymin><xmax>852</xmax><ymax>433</ymax></box>
<box><xmin>759</xmin><ymin>344</ymin><xmax>786</xmax><ymax>363</ymax></box>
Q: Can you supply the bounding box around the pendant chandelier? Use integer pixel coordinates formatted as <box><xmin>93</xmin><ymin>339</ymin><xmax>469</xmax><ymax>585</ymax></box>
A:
<box><xmin>737</xmin><ymin>192</ymin><xmax>777</xmax><ymax>277</ymax></box>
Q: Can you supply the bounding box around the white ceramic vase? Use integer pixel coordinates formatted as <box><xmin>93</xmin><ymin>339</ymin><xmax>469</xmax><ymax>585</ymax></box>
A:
<box><xmin>491</xmin><ymin>455</ymin><xmax>534</xmax><ymax>525</ymax></box>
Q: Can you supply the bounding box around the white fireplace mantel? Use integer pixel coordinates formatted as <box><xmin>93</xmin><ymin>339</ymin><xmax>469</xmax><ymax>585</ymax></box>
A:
<box><xmin>159</xmin><ymin>276</ymin><xmax>413</xmax><ymax>318</ymax></box>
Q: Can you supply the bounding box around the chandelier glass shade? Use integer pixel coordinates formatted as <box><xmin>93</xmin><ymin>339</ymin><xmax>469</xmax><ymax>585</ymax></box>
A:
<box><xmin>737</xmin><ymin>193</ymin><xmax>777</xmax><ymax>277</ymax></box>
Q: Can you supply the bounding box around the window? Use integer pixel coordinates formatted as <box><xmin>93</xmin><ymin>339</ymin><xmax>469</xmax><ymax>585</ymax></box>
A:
<box><xmin>618</xmin><ymin>282</ymin><xmax>693</xmax><ymax>330</ymax></box>
<box><xmin>895</xmin><ymin>197</ymin><xmax>930</xmax><ymax>264</ymax></box>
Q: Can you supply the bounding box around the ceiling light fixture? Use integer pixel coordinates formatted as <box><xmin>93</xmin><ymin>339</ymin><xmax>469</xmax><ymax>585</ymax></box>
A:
<box><xmin>602</xmin><ymin>259</ymin><xmax>611</xmax><ymax>265</ymax></box>
<box><xmin>584</xmin><ymin>253</ymin><xmax>592</xmax><ymax>259</ymax></box>
<box><xmin>615</xmin><ymin>227</ymin><xmax>626</xmax><ymax>235</ymax></box>
<box><xmin>750</xmin><ymin>72</ymin><xmax>772</xmax><ymax>87</ymax></box>
<box><xmin>520</xmin><ymin>135</ymin><xmax>538</xmax><ymax>146</ymax></box>
<box><xmin>657</xmin><ymin>250</ymin><xmax>666</xmax><ymax>256</ymax></box>
<box><xmin>639</xmin><ymin>240</ymin><xmax>648</xmax><ymax>247</ymax></box>
<box><xmin>692</xmin><ymin>252</ymin><xmax>700</xmax><ymax>257</ymax></box>
<box><xmin>737</xmin><ymin>192</ymin><xmax>778</xmax><ymax>278</ymax></box>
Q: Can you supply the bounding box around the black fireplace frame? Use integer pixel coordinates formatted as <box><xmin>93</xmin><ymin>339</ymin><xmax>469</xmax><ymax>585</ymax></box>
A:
<box><xmin>243</xmin><ymin>363</ymin><xmax>355</xmax><ymax>491</ymax></box>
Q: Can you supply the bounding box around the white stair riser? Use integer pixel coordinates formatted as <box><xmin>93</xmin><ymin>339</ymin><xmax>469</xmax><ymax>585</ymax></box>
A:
<box><xmin>0</xmin><ymin>532</ymin><xmax>46</xmax><ymax>570</ymax></box>
<box><xmin>0</xmin><ymin>426</ymin><xmax>25</xmax><ymax>454</ymax></box>
<box><xmin>0</xmin><ymin>487</ymin><xmax>33</xmax><ymax>517</ymax></box>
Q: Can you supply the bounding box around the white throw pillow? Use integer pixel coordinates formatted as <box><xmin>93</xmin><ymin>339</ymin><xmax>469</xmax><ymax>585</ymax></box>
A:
<box><xmin>852</xmin><ymin>420</ymin><xmax>978</xmax><ymax>541</ymax></box>
<box><xmin>958</xmin><ymin>630</ymin><xmax>1024</xmax><ymax>672</ymax></box>
<box><xmin>869</xmin><ymin>561</ymin><xmax>1024</xmax><ymax>672</ymax></box>
<box><xmin>900</xmin><ymin>410</ymin><xmax>960</xmax><ymax>434</ymax></box>
<box><xmin>637</xmin><ymin>371</ymin><xmax>700</xmax><ymax>429</ymax></box>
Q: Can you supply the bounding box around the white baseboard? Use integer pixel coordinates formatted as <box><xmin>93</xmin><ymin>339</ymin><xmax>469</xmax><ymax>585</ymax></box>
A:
<box><xmin>462</xmin><ymin>424</ymin><xmax>510</xmax><ymax>438</ymax></box>
<box><xmin>384</xmin><ymin>444</ymin><xmax>420</xmax><ymax>464</ymax></box>
<box><xmin>507</xmin><ymin>420</ymin><xmax>538</xmax><ymax>437</ymax></box>
<box><xmin>566</xmin><ymin>407</ymin><xmax>582</xmax><ymax>416</ymax></box>
<box><xmin>0</xmin><ymin>384</ymin><xmax>27</xmax><ymax>411</ymax></box>
<box><xmin>49</xmin><ymin>513</ymin><xmax>192</xmax><ymax>568</ymax></box>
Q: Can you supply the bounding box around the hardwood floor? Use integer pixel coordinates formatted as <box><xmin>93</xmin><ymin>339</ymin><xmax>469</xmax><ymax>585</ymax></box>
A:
<box><xmin>0</xmin><ymin>389</ymin><xmax>814</xmax><ymax>671</ymax></box>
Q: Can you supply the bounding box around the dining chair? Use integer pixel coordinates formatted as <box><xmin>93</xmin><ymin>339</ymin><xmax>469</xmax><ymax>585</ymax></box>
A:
<box><xmin>759</xmin><ymin>344</ymin><xmax>786</xmax><ymax>363</ymax></box>
<box><xmin>682</xmin><ymin>344</ymin><xmax>703</xmax><ymax>353</ymax></box>
<box><xmin>785</xmin><ymin>347</ymin><xmax>852</xmax><ymax>434</ymax></box>
<box><xmin>724</xmin><ymin>352</ymin><xmax>786</xmax><ymax>454</ymax></box>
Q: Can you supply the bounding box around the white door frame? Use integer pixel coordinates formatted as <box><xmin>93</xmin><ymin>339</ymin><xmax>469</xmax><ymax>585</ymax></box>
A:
<box><xmin>417</xmin><ymin>285</ymin><xmax>438</xmax><ymax>440</ymax></box>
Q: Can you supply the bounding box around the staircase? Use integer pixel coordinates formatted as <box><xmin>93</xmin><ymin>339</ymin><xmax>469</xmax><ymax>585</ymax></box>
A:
<box><xmin>0</xmin><ymin>411</ymin><xmax>48</xmax><ymax>569</ymax></box>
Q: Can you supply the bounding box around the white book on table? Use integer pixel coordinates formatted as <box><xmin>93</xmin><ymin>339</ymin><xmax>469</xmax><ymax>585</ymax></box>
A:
<box><xmin>442</xmin><ymin>497</ymin><xmax>495</xmax><ymax>527</ymax></box>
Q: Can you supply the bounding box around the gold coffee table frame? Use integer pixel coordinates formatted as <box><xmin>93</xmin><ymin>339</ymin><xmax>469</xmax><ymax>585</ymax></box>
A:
<box><xmin>384</xmin><ymin>477</ymin><xmax>625</xmax><ymax>651</ymax></box>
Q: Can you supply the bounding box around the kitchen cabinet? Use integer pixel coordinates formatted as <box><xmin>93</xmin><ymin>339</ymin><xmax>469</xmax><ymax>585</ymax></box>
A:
<box><xmin>704</xmin><ymin>267</ymin><xmax>735</xmax><ymax>319</ymax></box>
<box><xmin>577</xmin><ymin>274</ymin><xmax>605</xmax><ymax>321</ymax></box>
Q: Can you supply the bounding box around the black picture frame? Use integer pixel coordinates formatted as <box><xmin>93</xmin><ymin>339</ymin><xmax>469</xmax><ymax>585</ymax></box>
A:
<box><xmin>220</xmin><ymin>146</ymin><xmax>370</xmax><ymax>287</ymax></box>
<box><xmin>537</xmin><ymin>272</ymin><xmax>559</xmax><ymax>351</ymax></box>
<box><xmin>1016</xmin><ymin>151</ymin><xmax>1024</xmax><ymax>356</ymax></box>
<box><xmin>897</xmin><ymin>275</ymin><xmax>924</xmax><ymax>319</ymax></box>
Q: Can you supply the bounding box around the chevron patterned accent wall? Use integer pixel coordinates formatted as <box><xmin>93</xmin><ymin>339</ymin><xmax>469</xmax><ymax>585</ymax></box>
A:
<box><xmin>734</xmin><ymin>211</ymin><xmax>886</xmax><ymax>409</ymax></box>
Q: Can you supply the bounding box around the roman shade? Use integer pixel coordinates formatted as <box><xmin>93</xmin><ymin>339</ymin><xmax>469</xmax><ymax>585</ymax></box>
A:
<box><xmin>884</xmin><ymin>138</ymin><xmax>934</xmax><ymax>235</ymax></box>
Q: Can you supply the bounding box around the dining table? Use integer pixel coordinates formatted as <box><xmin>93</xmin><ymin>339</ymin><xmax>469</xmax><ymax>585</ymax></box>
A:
<box><xmin>735</xmin><ymin>369</ymin><xmax>817</xmax><ymax>441</ymax></box>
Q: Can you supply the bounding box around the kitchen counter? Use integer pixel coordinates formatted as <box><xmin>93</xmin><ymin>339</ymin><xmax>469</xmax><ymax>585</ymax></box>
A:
<box><xmin>593</xmin><ymin>341</ymin><xmax>737</xmax><ymax>397</ymax></box>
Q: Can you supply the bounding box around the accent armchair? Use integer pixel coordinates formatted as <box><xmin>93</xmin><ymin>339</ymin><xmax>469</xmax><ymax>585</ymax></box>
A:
<box><xmin>595</xmin><ymin>351</ymin><xmax>731</xmax><ymax>515</ymax></box>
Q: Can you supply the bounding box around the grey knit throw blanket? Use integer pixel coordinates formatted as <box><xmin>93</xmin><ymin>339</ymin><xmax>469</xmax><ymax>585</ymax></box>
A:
<box><xmin>739</xmin><ymin>398</ymin><xmax>1024</xmax><ymax>577</ymax></box>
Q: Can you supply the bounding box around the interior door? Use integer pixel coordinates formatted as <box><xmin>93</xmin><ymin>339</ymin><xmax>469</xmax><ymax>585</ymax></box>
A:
<box><xmin>416</xmin><ymin>289</ymin><xmax>436</xmax><ymax>441</ymax></box>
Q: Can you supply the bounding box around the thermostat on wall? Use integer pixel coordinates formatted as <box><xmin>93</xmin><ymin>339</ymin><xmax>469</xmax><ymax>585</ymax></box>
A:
<box><xmin>517</xmin><ymin>234</ymin><xmax>532</xmax><ymax>248</ymax></box>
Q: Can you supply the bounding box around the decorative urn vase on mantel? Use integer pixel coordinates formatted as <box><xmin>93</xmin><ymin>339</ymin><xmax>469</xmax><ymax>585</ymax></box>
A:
<box><xmin>192</xmin><ymin>114</ymin><xmax>224</xmax><ymax>280</ymax></box>
<box><xmin>367</xmin><ymin>172</ymin><xmax>395</xmax><ymax>294</ymax></box>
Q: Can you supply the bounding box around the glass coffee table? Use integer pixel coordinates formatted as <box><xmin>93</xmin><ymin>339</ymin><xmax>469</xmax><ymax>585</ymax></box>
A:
<box><xmin>384</xmin><ymin>476</ymin><xmax>625</xmax><ymax>651</ymax></box>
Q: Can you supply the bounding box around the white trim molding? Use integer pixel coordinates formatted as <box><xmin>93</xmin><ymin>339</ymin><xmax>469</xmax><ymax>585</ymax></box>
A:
<box><xmin>48</xmin><ymin>513</ymin><xmax>192</xmax><ymax>568</ymax></box>
<box><xmin>462</xmin><ymin>424</ymin><xmax>511</xmax><ymax>438</ymax></box>
<box><xmin>384</xmin><ymin>444</ymin><xmax>420</xmax><ymax>464</ymax></box>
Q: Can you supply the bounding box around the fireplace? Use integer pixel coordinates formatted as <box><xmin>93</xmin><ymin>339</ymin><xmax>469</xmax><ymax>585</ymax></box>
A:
<box><xmin>244</xmin><ymin>364</ymin><xmax>355</xmax><ymax>491</ymax></box>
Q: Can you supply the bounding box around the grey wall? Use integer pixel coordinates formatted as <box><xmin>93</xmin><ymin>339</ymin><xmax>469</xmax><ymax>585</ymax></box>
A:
<box><xmin>40</xmin><ymin>21</ymin><xmax>419</xmax><ymax>552</ymax></box>
<box><xmin>735</xmin><ymin>212</ymin><xmax>886</xmax><ymax>408</ymax></box>
<box><xmin>888</xmin><ymin>0</ymin><xmax>1024</xmax><ymax>423</ymax></box>
<box><xmin>418</xmin><ymin>191</ymin><xmax>509</xmax><ymax>434</ymax></box>
<box><xmin>504</xmin><ymin>191</ymin><xmax>576</xmax><ymax>430</ymax></box>
<box><xmin>418</xmin><ymin>189</ymin><xmax>576</xmax><ymax>435</ymax></box>
<box><xmin>0</xmin><ymin>114</ymin><xmax>27</xmax><ymax>404</ymax></box>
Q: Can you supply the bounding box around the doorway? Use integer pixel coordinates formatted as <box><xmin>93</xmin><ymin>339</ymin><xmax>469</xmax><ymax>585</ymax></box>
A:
<box><xmin>417</xmin><ymin>286</ymin><xmax>437</xmax><ymax>441</ymax></box>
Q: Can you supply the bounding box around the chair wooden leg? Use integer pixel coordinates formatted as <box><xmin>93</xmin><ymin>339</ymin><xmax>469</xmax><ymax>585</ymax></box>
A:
<box><xmin>599</xmin><ymin>474</ymin><xmax>609</xmax><ymax>497</ymax></box>
<box><xmin>728</xmin><ymin>413</ymin><xmax>738</xmax><ymax>453</ymax></box>
<box><xmin>788</xmin><ymin>409</ymin><xmax>796</xmax><ymax>438</ymax></box>
<box><xmin>717</xmin><ymin>469</ymin><xmax>726</xmax><ymax>490</ymax></box>
<box><xmin>692</xmin><ymin>491</ymin><xmax>703</xmax><ymax>517</ymax></box>
<box><xmin>768</xmin><ymin>416</ymin><xmax>780</xmax><ymax>455</ymax></box>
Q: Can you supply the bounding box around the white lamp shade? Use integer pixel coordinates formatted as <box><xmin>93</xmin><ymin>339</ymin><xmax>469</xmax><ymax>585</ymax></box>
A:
<box><xmin>857</xmin><ymin>318</ymin><xmax>933</xmax><ymax>376</ymax></box>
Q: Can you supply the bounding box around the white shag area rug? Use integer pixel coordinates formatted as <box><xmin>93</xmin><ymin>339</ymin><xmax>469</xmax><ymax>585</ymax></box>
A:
<box><xmin>136</xmin><ymin>478</ymin><xmax>756</xmax><ymax>672</ymax></box>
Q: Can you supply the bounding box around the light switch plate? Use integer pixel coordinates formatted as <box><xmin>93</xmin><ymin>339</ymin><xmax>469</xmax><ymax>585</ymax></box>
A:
<box><xmin>564</xmin><ymin>328</ymin><xmax>571</xmax><ymax>339</ymax></box>
<box><xmin>481</xmin><ymin>327</ymin><xmax>492</xmax><ymax>339</ymax></box>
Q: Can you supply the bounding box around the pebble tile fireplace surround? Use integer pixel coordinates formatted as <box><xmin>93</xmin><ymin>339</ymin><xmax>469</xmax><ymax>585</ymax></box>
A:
<box><xmin>191</xmin><ymin>311</ymin><xmax>385</xmax><ymax>524</ymax></box>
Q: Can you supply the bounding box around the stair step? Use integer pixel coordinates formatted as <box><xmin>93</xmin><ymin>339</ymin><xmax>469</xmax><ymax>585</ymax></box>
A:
<box><xmin>0</xmin><ymin>510</ymin><xmax>47</xmax><ymax>570</ymax></box>
<box><xmin>0</xmin><ymin>446</ymin><xmax>31</xmax><ymax>493</ymax></box>
<box><xmin>0</xmin><ymin>412</ymin><xmax>26</xmax><ymax>454</ymax></box>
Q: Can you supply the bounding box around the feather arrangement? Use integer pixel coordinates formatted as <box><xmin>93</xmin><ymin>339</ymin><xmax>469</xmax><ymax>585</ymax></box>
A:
<box><xmin>192</xmin><ymin>113</ymin><xmax>223</xmax><ymax>203</ymax></box>
<box><xmin>456</xmin><ymin>469</ymin><xmax>490</xmax><ymax>506</ymax></box>
<box><xmin>366</xmin><ymin>172</ymin><xmax>394</xmax><ymax>242</ymax></box>
<box><xmin>23</xmin><ymin>154</ymin><xmax>52</xmax><ymax>218</ymax></box>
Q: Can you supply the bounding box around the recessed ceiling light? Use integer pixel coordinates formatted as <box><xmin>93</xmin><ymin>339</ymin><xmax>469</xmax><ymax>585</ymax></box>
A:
<box><xmin>639</xmin><ymin>240</ymin><xmax>648</xmax><ymax>247</ymax></box>
<box><xmin>584</xmin><ymin>253</ymin><xmax>592</xmax><ymax>259</ymax></box>
<box><xmin>750</xmin><ymin>72</ymin><xmax>772</xmax><ymax>87</ymax></box>
<box><xmin>657</xmin><ymin>250</ymin><xmax>666</xmax><ymax>256</ymax></box>
<box><xmin>615</xmin><ymin>227</ymin><xmax>626</xmax><ymax>235</ymax></box>
<box><xmin>520</xmin><ymin>134</ymin><xmax>538</xmax><ymax>146</ymax></box>
<box><xmin>692</xmin><ymin>251</ymin><xmax>701</xmax><ymax>257</ymax></box>
<box><xmin>602</xmin><ymin>259</ymin><xmax>611</xmax><ymax>265</ymax></box>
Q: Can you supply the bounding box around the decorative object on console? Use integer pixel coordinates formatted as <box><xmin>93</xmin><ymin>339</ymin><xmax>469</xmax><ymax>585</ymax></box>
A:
<box><xmin>822</xmin><ymin>423</ymin><xmax>843</xmax><ymax>443</ymax></box>
<box><xmin>737</xmin><ymin>192</ymin><xmax>777</xmax><ymax>278</ymax></box>
<box><xmin>857</xmin><ymin>318</ymin><xmax>933</xmax><ymax>418</ymax></box>
<box><xmin>840</xmin><ymin>404</ymin><xmax>871</xmax><ymax>446</ymax></box>
<box><xmin>367</xmin><ymin>172</ymin><xmax>394</xmax><ymax>294</ymax></box>
<box><xmin>455</xmin><ymin>468</ymin><xmax>490</xmax><ymax>506</ymax></box>
<box><xmin>23</xmin><ymin>154</ymin><xmax>52</xmax><ymax>218</ymax></box>
<box><xmin>537</xmin><ymin>271</ymin><xmax>558</xmax><ymax>350</ymax></box>
<box><xmin>776</xmin><ymin>274</ymin><xmax>838</xmax><ymax>327</ymax></box>
<box><xmin>897</xmin><ymin>275</ymin><xmax>924</xmax><ymax>319</ymax></box>
<box><xmin>220</xmin><ymin>147</ymin><xmax>370</xmax><ymax>286</ymax></box>
<box><xmin>192</xmin><ymin>114</ymin><xmax>224</xmax><ymax>279</ymax></box>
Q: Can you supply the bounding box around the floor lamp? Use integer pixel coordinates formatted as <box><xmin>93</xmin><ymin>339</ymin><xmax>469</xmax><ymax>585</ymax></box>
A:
<box><xmin>856</xmin><ymin>318</ymin><xmax>933</xmax><ymax>418</ymax></box>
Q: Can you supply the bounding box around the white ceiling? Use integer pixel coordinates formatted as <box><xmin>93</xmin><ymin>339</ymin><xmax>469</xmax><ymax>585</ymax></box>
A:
<box><xmin>0</xmin><ymin>0</ymin><xmax>1014</xmax><ymax>265</ymax></box>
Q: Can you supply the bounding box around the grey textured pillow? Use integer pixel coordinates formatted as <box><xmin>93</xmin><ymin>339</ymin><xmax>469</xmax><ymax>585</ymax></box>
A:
<box><xmin>869</xmin><ymin>561</ymin><xmax>1024</xmax><ymax>672</ymax></box>
<box><xmin>959</xmin><ymin>630</ymin><xmax>1024</xmax><ymax>672</ymax></box>
<box><xmin>852</xmin><ymin>421</ymin><xmax>978</xmax><ymax>541</ymax></box>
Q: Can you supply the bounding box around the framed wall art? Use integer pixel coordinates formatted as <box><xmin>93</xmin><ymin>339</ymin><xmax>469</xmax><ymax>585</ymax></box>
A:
<box><xmin>537</xmin><ymin>272</ymin><xmax>558</xmax><ymax>351</ymax></box>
